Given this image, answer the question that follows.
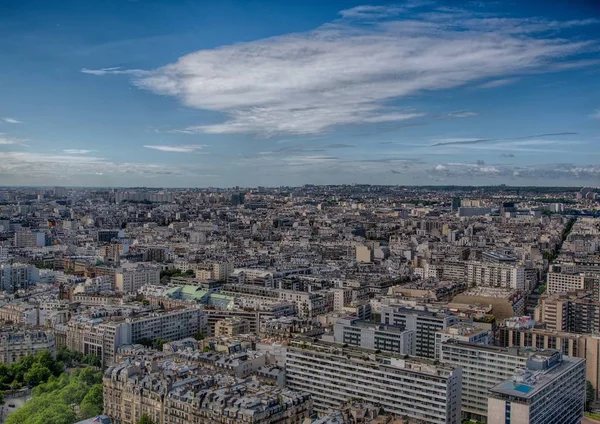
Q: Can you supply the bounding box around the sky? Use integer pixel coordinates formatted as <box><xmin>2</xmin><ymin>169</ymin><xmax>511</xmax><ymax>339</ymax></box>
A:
<box><xmin>1</xmin><ymin>0</ymin><xmax>600</xmax><ymax>187</ymax></box>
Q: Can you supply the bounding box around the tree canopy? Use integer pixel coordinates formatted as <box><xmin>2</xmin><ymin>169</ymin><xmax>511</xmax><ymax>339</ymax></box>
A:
<box><xmin>5</xmin><ymin>367</ymin><xmax>103</xmax><ymax>424</ymax></box>
<box><xmin>0</xmin><ymin>350</ymin><xmax>64</xmax><ymax>391</ymax></box>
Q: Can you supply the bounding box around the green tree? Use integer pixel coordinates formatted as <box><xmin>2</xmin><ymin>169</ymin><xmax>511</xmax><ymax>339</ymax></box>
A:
<box><xmin>155</xmin><ymin>339</ymin><xmax>166</xmax><ymax>351</ymax></box>
<box><xmin>24</xmin><ymin>363</ymin><xmax>52</xmax><ymax>387</ymax></box>
<box><xmin>81</xmin><ymin>355</ymin><xmax>101</xmax><ymax>367</ymax></box>
<box><xmin>136</xmin><ymin>413</ymin><xmax>155</xmax><ymax>424</ymax></box>
<box><xmin>193</xmin><ymin>331</ymin><xmax>205</xmax><ymax>341</ymax></box>
<box><xmin>586</xmin><ymin>380</ymin><xmax>596</xmax><ymax>411</ymax></box>
<box><xmin>202</xmin><ymin>346</ymin><xmax>211</xmax><ymax>352</ymax></box>
<box><xmin>36</xmin><ymin>350</ymin><xmax>59</xmax><ymax>375</ymax></box>
<box><xmin>80</xmin><ymin>384</ymin><xmax>103</xmax><ymax>418</ymax></box>
<box><xmin>77</xmin><ymin>367</ymin><xmax>102</xmax><ymax>386</ymax></box>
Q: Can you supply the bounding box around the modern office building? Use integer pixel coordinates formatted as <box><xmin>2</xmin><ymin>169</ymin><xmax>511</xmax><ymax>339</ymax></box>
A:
<box><xmin>332</xmin><ymin>317</ymin><xmax>416</xmax><ymax>355</ymax></box>
<box><xmin>286</xmin><ymin>339</ymin><xmax>462</xmax><ymax>424</ymax></box>
<box><xmin>380</xmin><ymin>306</ymin><xmax>459</xmax><ymax>358</ymax></box>
<box><xmin>487</xmin><ymin>352</ymin><xmax>585</xmax><ymax>424</ymax></box>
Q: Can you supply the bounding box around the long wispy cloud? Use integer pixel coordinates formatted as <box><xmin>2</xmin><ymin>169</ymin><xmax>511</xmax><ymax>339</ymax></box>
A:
<box><xmin>63</xmin><ymin>149</ymin><xmax>97</xmax><ymax>154</ymax></box>
<box><xmin>143</xmin><ymin>144</ymin><xmax>207</xmax><ymax>153</ymax></box>
<box><xmin>0</xmin><ymin>135</ymin><xmax>26</xmax><ymax>145</ymax></box>
<box><xmin>83</xmin><ymin>3</ymin><xmax>599</xmax><ymax>136</ymax></box>
<box><xmin>432</xmin><ymin>132</ymin><xmax>578</xmax><ymax>146</ymax></box>
<box><xmin>2</xmin><ymin>118</ymin><xmax>22</xmax><ymax>124</ymax></box>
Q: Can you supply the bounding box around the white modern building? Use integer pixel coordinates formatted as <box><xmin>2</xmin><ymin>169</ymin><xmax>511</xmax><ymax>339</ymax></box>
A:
<box><xmin>115</xmin><ymin>265</ymin><xmax>161</xmax><ymax>293</ymax></box>
<box><xmin>434</xmin><ymin>323</ymin><xmax>491</xmax><ymax>360</ymax></box>
<box><xmin>381</xmin><ymin>306</ymin><xmax>459</xmax><ymax>358</ymax></box>
<box><xmin>487</xmin><ymin>351</ymin><xmax>585</xmax><ymax>424</ymax></box>
<box><xmin>0</xmin><ymin>263</ymin><xmax>40</xmax><ymax>292</ymax></box>
<box><xmin>440</xmin><ymin>341</ymin><xmax>549</xmax><ymax>422</ymax></box>
<box><xmin>547</xmin><ymin>271</ymin><xmax>585</xmax><ymax>294</ymax></box>
<box><xmin>332</xmin><ymin>317</ymin><xmax>416</xmax><ymax>355</ymax></box>
<box><xmin>466</xmin><ymin>262</ymin><xmax>525</xmax><ymax>290</ymax></box>
<box><xmin>286</xmin><ymin>339</ymin><xmax>462</xmax><ymax>424</ymax></box>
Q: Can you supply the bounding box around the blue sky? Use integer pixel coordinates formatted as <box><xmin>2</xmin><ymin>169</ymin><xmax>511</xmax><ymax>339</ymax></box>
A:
<box><xmin>1</xmin><ymin>0</ymin><xmax>599</xmax><ymax>187</ymax></box>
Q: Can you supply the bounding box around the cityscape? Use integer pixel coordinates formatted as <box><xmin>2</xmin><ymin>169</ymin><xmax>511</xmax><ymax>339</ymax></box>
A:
<box><xmin>1</xmin><ymin>0</ymin><xmax>600</xmax><ymax>424</ymax></box>
<box><xmin>0</xmin><ymin>185</ymin><xmax>597</xmax><ymax>424</ymax></box>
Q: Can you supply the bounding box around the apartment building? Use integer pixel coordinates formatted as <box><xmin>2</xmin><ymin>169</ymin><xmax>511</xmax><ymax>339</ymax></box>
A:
<box><xmin>214</xmin><ymin>317</ymin><xmax>251</xmax><ymax>337</ymax></box>
<box><xmin>487</xmin><ymin>352</ymin><xmax>585</xmax><ymax>424</ymax></box>
<box><xmin>332</xmin><ymin>317</ymin><xmax>416</xmax><ymax>355</ymax></box>
<box><xmin>0</xmin><ymin>330</ymin><xmax>55</xmax><ymax>364</ymax></box>
<box><xmin>278</xmin><ymin>290</ymin><xmax>331</xmax><ymax>318</ymax></box>
<box><xmin>547</xmin><ymin>271</ymin><xmax>585</xmax><ymax>294</ymax></box>
<box><xmin>285</xmin><ymin>340</ymin><xmax>462</xmax><ymax>424</ymax></box>
<box><xmin>0</xmin><ymin>263</ymin><xmax>39</xmax><ymax>292</ymax></box>
<box><xmin>212</xmin><ymin>262</ymin><xmax>234</xmax><ymax>281</ymax></box>
<box><xmin>534</xmin><ymin>291</ymin><xmax>600</xmax><ymax>334</ymax></box>
<box><xmin>115</xmin><ymin>265</ymin><xmax>160</xmax><ymax>293</ymax></box>
<box><xmin>66</xmin><ymin>307</ymin><xmax>206</xmax><ymax>365</ymax></box>
<box><xmin>433</xmin><ymin>323</ymin><xmax>490</xmax><ymax>360</ymax></box>
<box><xmin>498</xmin><ymin>316</ymin><xmax>600</xmax><ymax>397</ymax></box>
<box><xmin>439</xmin><ymin>340</ymin><xmax>557</xmax><ymax>422</ymax></box>
<box><xmin>380</xmin><ymin>306</ymin><xmax>459</xmax><ymax>358</ymax></box>
<box><xmin>466</xmin><ymin>262</ymin><xmax>525</xmax><ymax>290</ymax></box>
<box><xmin>104</xmin><ymin>359</ymin><xmax>312</xmax><ymax>424</ymax></box>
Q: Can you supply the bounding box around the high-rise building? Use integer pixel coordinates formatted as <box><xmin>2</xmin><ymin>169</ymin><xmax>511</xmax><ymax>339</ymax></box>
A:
<box><xmin>380</xmin><ymin>306</ymin><xmax>459</xmax><ymax>358</ymax></box>
<box><xmin>487</xmin><ymin>352</ymin><xmax>585</xmax><ymax>424</ymax></box>
<box><xmin>286</xmin><ymin>339</ymin><xmax>462</xmax><ymax>424</ymax></box>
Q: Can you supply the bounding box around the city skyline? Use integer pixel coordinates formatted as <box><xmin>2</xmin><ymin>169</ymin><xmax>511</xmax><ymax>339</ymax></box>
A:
<box><xmin>1</xmin><ymin>0</ymin><xmax>600</xmax><ymax>187</ymax></box>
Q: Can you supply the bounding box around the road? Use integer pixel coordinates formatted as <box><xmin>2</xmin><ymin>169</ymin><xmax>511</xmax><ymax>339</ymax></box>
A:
<box><xmin>0</xmin><ymin>393</ymin><xmax>30</xmax><ymax>423</ymax></box>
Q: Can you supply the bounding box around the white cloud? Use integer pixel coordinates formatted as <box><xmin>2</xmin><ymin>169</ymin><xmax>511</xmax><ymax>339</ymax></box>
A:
<box><xmin>83</xmin><ymin>4</ymin><xmax>598</xmax><ymax>136</ymax></box>
<box><xmin>444</xmin><ymin>111</ymin><xmax>479</xmax><ymax>118</ymax></box>
<box><xmin>2</xmin><ymin>118</ymin><xmax>22</xmax><ymax>124</ymax></box>
<box><xmin>80</xmin><ymin>67</ymin><xmax>147</xmax><ymax>76</ymax></box>
<box><xmin>339</xmin><ymin>5</ymin><xmax>405</xmax><ymax>19</ymax></box>
<box><xmin>0</xmin><ymin>135</ymin><xmax>23</xmax><ymax>145</ymax></box>
<box><xmin>0</xmin><ymin>151</ymin><xmax>196</xmax><ymax>179</ymax></box>
<box><xmin>591</xmin><ymin>109</ymin><xmax>600</xmax><ymax>120</ymax></box>
<box><xmin>63</xmin><ymin>149</ymin><xmax>97</xmax><ymax>154</ymax></box>
<box><xmin>477</xmin><ymin>78</ymin><xmax>520</xmax><ymax>88</ymax></box>
<box><xmin>143</xmin><ymin>144</ymin><xmax>207</xmax><ymax>153</ymax></box>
